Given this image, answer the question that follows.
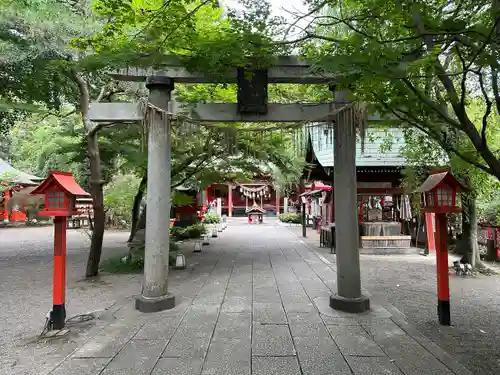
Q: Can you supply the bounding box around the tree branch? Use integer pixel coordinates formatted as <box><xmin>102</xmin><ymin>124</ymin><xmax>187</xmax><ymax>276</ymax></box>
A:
<box><xmin>473</xmin><ymin>70</ymin><xmax>493</xmax><ymax>146</ymax></box>
<box><xmin>171</xmin><ymin>155</ymin><xmax>211</xmax><ymax>189</ymax></box>
<box><xmin>385</xmin><ymin>104</ymin><xmax>494</xmax><ymax>174</ymax></box>
<box><xmin>401</xmin><ymin>77</ymin><xmax>463</xmax><ymax>129</ymax></box>
<box><xmin>160</xmin><ymin>0</ymin><xmax>213</xmax><ymax>46</ymax></box>
<box><xmin>454</xmin><ymin>44</ymin><xmax>467</xmax><ymax>109</ymax></box>
<box><xmin>409</xmin><ymin>5</ymin><xmax>481</xmax><ymax>143</ymax></box>
<box><xmin>284</xmin><ymin>1</ymin><xmax>328</xmax><ymax>36</ymax></box>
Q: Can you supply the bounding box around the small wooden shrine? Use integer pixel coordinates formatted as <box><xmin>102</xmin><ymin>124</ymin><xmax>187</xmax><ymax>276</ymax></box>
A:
<box><xmin>246</xmin><ymin>203</ymin><xmax>266</xmax><ymax>224</ymax></box>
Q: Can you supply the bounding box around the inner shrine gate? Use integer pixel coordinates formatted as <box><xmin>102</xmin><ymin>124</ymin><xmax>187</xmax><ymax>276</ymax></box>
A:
<box><xmin>90</xmin><ymin>56</ymin><xmax>384</xmax><ymax>314</ymax></box>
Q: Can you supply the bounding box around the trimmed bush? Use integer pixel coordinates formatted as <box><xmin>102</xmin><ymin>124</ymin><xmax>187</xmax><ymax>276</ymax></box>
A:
<box><xmin>170</xmin><ymin>223</ymin><xmax>207</xmax><ymax>241</ymax></box>
<box><xmin>101</xmin><ymin>239</ymin><xmax>180</xmax><ymax>274</ymax></box>
<box><xmin>279</xmin><ymin>213</ymin><xmax>301</xmax><ymax>224</ymax></box>
<box><xmin>202</xmin><ymin>212</ymin><xmax>220</xmax><ymax>224</ymax></box>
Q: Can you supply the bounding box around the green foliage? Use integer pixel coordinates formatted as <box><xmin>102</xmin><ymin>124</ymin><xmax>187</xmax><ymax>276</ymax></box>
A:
<box><xmin>104</xmin><ymin>173</ymin><xmax>141</xmax><ymax>227</ymax></box>
<box><xmin>478</xmin><ymin>200</ymin><xmax>500</xmax><ymax>226</ymax></box>
<box><xmin>7</xmin><ymin>111</ymin><xmax>145</xmax><ymax>188</ymax></box>
<box><xmin>202</xmin><ymin>212</ymin><xmax>220</xmax><ymax>224</ymax></box>
<box><xmin>401</xmin><ymin>100</ymin><xmax>500</xmax><ymax>204</ymax></box>
<box><xmin>170</xmin><ymin>223</ymin><xmax>206</xmax><ymax>241</ymax></box>
<box><xmin>172</xmin><ymin>191</ymin><xmax>195</xmax><ymax>206</ymax></box>
<box><xmin>280</xmin><ymin>0</ymin><xmax>500</xmax><ymax>181</ymax></box>
<box><xmin>100</xmin><ymin>239</ymin><xmax>180</xmax><ymax>274</ymax></box>
<box><xmin>100</xmin><ymin>254</ymin><xmax>144</xmax><ymax>274</ymax></box>
<box><xmin>8</xmin><ymin>111</ymin><xmax>86</xmax><ymax>182</ymax></box>
<box><xmin>0</xmin><ymin>172</ymin><xmax>17</xmax><ymax>191</ymax></box>
<box><xmin>0</xmin><ymin>0</ymin><xmax>100</xmax><ymax>135</ymax></box>
<box><xmin>279</xmin><ymin>213</ymin><xmax>301</xmax><ymax>224</ymax></box>
<box><xmin>82</xmin><ymin>0</ymin><xmax>286</xmax><ymax>75</ymax></box>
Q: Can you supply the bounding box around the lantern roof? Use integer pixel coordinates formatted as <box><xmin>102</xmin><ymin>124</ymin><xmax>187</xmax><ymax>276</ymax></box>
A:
<box><xmin>414</xmin><ymin>169</ymin><xmax>467</xmax><ymax>193</ymax></box>
<box><xmin>31</xmin><ymin>171</ymin><xmax>90</xmax><ymax>197</ymax></box>
<box><xmin>245</xmin><ymin>204</ymin><xmax>266</xmax><ymax>214</ymax></box>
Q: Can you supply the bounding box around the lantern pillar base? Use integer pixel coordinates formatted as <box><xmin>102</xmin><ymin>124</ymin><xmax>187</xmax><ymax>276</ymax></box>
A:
<box><xmin>330</xmin><ymin>294</ymin><xmax>370</xmax><ymax>313</ymax></box>
<box><xmin>135</xmin><ymin>293</ymin><xmax>175</xmax><ymax>313</ymax></box>
<box><xmin>50</xmin><ymin>304</ymin><xmax>66</xmax><ymax>330</ymax></box>
<box><xmin>437</xmin><ymin>300</ymin><xmax>451</xmax><ymax>326</ymax></box>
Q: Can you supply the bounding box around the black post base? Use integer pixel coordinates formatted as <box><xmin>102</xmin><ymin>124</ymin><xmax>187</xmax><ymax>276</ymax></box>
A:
<box><xmin>437</xmin><ymin>300</ymin><xmax>450</xmax><ymax>326</ymax></box>
<box><xmin>301</xmin><ymin>203</ymin><xmax>307</xmax><ymax>238</ymax></box>
<box><xmin>419</xmin><ymin>248</ymin><xmax>429</xmax><ymax>256</ymax></box>
<box><xmin>51</xmin><ymin>304</ymin><xmax>66</xmax><ymax>330</ymax></box>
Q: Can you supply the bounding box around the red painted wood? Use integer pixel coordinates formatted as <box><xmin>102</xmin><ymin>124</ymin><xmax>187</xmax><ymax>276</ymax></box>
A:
<box><xmin>53</xmin><ymin>217</ymin><xmax>67</xmax><ymax>305</ymax></box>
<box><xmin>228</xmin><ymin>184</ymin><xmax>233</xmax><ymax>217</ymax></box>
<box><xmin>425</xmin><ymin>213</ymin><xmax>436</xmax><ymax>252</ymax></box>
<box><xmin>495</xmin><ymin>229</ymin><xmax>499</xmax><ymax>259</ymax></box>
<box><xmin>435</xmin><ymin>214</ymin><xmax>450</xmax><ymax>302</ymax></box>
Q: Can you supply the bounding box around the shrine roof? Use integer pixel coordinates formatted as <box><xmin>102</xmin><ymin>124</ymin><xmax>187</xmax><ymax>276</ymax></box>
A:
<box><xmin>246</xmin><ymin>204</ymin><xmax>266</xmax><ymax>214</ymax></box>
<box><xmin>32</xmin><ymin>171</ymin><xmax>90</xmax><ymax>197</ymax></box>
<box><xmin>307</xmin><ymin>125</ymin><xmax>407</xmax><ymax>167</ymax></box>
<box><xmin>0</xmin><ymin>158</ymin><xmax>42</xmax><ymax>185</ymax></box>
<box><xmin>415</xmin><ymin>171</ymin><xmax>467</xmax><ymax>193</ymax></box>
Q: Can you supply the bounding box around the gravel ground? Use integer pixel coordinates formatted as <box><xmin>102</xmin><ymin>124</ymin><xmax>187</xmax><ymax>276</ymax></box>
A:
<box><xmin>360</xmin><ymin>254</ymin><xmax>500</xmax><ymax>375</ymax></box>
<box><xmin>288</xmin><ymin>224</ymin><xmax>500</xmax><ymax>375</ymax></box>
<box><xmin>0</xmin><ymin>226</ymin><xmax>141</xmax><ymax>373</ymax></box>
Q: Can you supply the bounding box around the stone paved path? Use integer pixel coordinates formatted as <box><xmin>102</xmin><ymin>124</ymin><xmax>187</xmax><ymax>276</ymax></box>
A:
<box><xmin>287</xmin><ymin>223</ymin><xmax>500</xmax><ymax>375</ymax></box>
<box><xmin>47</xmin><ymin>220</ymin><xmax>473</xmax><ymax>375</ymax></box>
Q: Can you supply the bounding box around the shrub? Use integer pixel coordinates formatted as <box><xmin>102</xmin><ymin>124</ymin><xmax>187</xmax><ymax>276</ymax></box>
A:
<box><xmin>279</xmin><ymin>213</ymin><xmax>301</xmax><ymax>224</ymax></box>
<box><xmin>185</xmin><ymin>223</ymin><xmax>206</xmax><ymax>238</ymax></box>
<box><xmin>170</xmin><ymin>223</ymin><xmax>206</xmax><ymax>241</ymax></box>
<box><xmin>170</xmin><ymin>226</ymin><xmax>186</xmax><ymax>241</ymax></box>
<box><xmin>104</xmin><ymin>173</ymin><xmax>141</xmax><ymax>228</ymax></box>
<box><xmin>202</xmin><ymin>212</ymin><xmax>220</xmax><ymax>224</ymax></box>
<box><xmin>100</xmin><ymin>239</ymin><xmax>180</xmax><ymax>274</ymax></box>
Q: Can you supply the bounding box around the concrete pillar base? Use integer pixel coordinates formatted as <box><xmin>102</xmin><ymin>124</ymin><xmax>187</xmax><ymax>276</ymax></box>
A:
<box><xmin>135</xmin><ymin>293</ymin><xmax>175</xmax><ymax>313</ymax></box>
<box><xmin>329</xmin><ymin>294</ymin><xmax>370</xmax><ymax>313</ymax></box>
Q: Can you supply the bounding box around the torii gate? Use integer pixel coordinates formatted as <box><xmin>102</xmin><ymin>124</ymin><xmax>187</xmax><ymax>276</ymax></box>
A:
<box><xmin>90</xmin><ymin>55</ymin><xmax>377</xmax><ymax>313</ymax></box>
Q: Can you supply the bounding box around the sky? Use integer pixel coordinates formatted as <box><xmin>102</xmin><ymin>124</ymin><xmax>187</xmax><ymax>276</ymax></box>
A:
<box><xmin>222</xmin><ymin>0</ymin><xmax>309</xmax><ymax>22</ymax></box>
<box><xmin>221</xmin><ymin>0</ymin><xmax>310</xmax><ymax>39</ymax></box>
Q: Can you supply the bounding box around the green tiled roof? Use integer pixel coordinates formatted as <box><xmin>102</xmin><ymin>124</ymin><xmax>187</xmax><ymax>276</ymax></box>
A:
<box><xmin>0</xmin><ymin>158</ymin><xmax>42</xmax><ymax>185</ymax></box>
<box><xmin>307</xmin><ymin>125</ymin><xmax>406</xmax><ymax>168</ymax></box>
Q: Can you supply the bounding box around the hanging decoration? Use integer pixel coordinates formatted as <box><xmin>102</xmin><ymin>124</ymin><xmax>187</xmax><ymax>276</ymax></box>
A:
<box><xmin>239</xmin><ymin>185</ymin><xmax>270</xmax><ymax>200</ymax></box>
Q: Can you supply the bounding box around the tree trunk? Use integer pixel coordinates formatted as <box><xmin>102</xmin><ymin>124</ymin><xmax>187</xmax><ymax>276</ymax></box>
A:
<box><xmin>459</xmin><ymin>193</ymin><xmax>482</xmax><ymax>268</ymax></box>
<box><xmin>85</xmin><ymin>132</ymin><xmax>106</xmax><ymax>278</ymax></box>
<box><xmin>72</xmin><ymin>70</ymin><xmax>106</xmax><ymax>278</ymax></box>
<box><xmin>128</xmin><ymin>172</ymin><xmax>147</xmax><ymax>242</ymax></box>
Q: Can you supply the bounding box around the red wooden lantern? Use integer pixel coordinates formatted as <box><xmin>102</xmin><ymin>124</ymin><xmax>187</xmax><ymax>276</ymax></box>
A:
<box><xmin>414</xmin><ymin>168</ymin><xmax>468</xmax><ymax>326</ymax></box>
<box><xmin>415</xmin><ymin>168</ymin><xmax>466</xmax><ymax>214</ymax></box>
<box><xmin>30</xmin><ymin>171</ymin><xmax>90</xmax><ymax>332</ymax></box>
<box><xmin>31</xmin><ymin>171</ymin><xmax>90</xmax><ymax>217</ymax></box>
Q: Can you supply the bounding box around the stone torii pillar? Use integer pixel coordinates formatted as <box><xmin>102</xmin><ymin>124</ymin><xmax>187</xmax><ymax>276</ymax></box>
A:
<box><xmin>135</xmin><ymin>76</ymin><xmax>176</xmax><ymax>313</ymax></box>
<box><xmin>329</xmin><ymin>89</ymin><xmax>370</xmax><ymax>313</ymax></box>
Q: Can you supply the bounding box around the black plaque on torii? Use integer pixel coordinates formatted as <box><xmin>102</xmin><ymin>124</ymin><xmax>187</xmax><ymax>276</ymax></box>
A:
<box><xmin>236</xmin><ymin>67</ymin><xmax>268</xmax><ymax>115</ymax></box>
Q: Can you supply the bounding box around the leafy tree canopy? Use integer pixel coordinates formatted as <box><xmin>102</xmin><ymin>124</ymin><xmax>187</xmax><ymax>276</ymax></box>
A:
<box><xmin>271</xmin><ymin>0</ymin><xmax>500</xmax><ymax>181</ymax></box>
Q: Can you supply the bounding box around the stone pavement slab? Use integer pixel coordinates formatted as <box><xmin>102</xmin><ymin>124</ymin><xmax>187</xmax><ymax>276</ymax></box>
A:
<box><xmin>44</xmin><ymin>220</ymin><xmax>474</xmax><ymax>375</ymax></box>
<box><xmin>252</xmin><ymin>324</ymin><xmax>295</xmax><ymax>356</ymax></box>
<box><xmin>252</xmin><ymin>356</ymin><xmax>301</xmax><ymax>375</ymax></box>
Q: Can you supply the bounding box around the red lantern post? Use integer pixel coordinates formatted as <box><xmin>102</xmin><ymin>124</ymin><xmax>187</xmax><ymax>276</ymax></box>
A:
<box><xmin>415</xmin><ymin>168</ymin><xmax>467</xmax><ymax>326</ymax></box>
<box><xmin>31</xmin><ymin>171</ymin><xmax>90</xmax><ymax>330</ymax></box>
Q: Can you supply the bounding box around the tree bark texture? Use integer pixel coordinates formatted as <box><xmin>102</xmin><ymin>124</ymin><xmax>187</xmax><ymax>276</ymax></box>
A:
<box><xmin>85</xmin><ymin>132</ymin><xmax>106</xmax><ymax>277</ymax></box>
<box><xmin>459</xmin><ymin>193</ymin><xmax>482</xmax><ymax>268</ymax></box>
<box><xmin>128</xmin><ymin>172</ymin><xmax>147</xmax><ymax>242</ymax></box>
<box><xmin>72</xmin><ymin>71</ymin><xmax>106</xmax><ymax>278</ymax></box>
